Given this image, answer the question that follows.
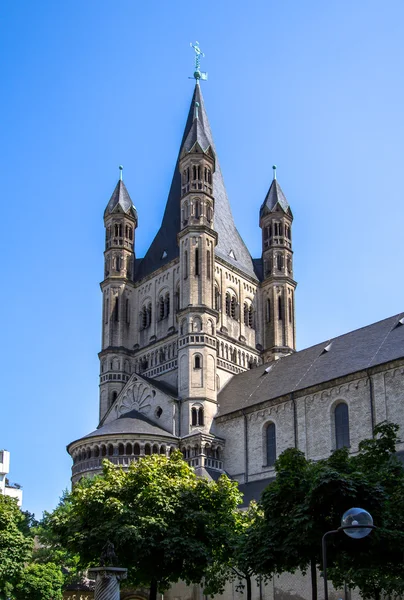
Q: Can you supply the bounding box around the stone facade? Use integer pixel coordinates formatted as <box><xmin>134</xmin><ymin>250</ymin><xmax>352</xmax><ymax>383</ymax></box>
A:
<box><xmin>67</xmin><ymin>81</ymin><xmax>404</xmax><ymax>600</ymax></box>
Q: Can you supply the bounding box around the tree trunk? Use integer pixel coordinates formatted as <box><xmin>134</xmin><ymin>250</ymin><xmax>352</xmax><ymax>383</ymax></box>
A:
<box><xmin>246</xmin><ymin>576</ymin><xmax>252</xmax><ymax>600</ymax></box>
<box><xmin>149</xmin><ymin>578</ymin><xmax>158</xmax><ymax>600</ymax></box>
<box><xmin>310</xmin><ymin>557</ymin><xmax>317</xmax><ymax>600</ymax></box>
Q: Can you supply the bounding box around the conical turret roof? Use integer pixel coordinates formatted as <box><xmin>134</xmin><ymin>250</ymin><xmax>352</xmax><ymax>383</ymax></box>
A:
<box><xmin>136</xmin><ymin>83</ymin><xmax>257</xmax><ymax>280</ymax></box>
<box><xmin>104</xmin><ymin>179</ymin><xmax>138</xmax><ymax>220</ymax></box>
<box><xmin>260</xmin><ymin>178</ymin><xmax>290</xmax><ymax>219</ymax></box>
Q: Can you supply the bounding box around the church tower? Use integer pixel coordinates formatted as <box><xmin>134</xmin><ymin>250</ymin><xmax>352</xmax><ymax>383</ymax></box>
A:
<box><xmin>99</xmin><ymin>168</ymin><xmax>138</xmax><ymax>421</ymax></box>
<box><xmin>177</xmin><ymin>84</ymin><xmax>219</xmax><ymax>436</ymax></box>
<box><xmin>260</xmin><ymin>167</ymin><xmax>296</xmax><ymax>362</ymax></box>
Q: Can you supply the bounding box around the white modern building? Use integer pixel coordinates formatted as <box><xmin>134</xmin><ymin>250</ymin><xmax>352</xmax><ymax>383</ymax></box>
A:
<box><xmin>0</xmin><ymin>450</ymin><xmax>23</xmax><ymax>507</ymax></box>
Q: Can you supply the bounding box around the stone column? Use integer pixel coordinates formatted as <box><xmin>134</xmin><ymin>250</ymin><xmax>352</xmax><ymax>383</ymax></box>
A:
<box><xmin>88</xmin><ymin>567</ymin><xmax>127</xmax><ymax>600</ymax></box>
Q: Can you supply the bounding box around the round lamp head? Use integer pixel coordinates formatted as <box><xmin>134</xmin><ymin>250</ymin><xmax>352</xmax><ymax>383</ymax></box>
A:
<box><xmin>341</xmin><ymin>507</ymin><xmax>373</xmax><ymax>539</ymax></box>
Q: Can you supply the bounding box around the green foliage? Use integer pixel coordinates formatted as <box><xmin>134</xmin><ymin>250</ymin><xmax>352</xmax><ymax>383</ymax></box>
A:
<box><xmin>203</xmin><ymin>501</ymin><xmax>263</xmax><ymax>599</ymax></box>
<box><xmin>251</xmin><ymin>421</ymin><xmax>404</xmax><ymax>600</ymax></box>
<box><xmin>0</xmin><ymin>495</ymin><xmax>33</xmax><ymax>598</ymax></box>
<box><xmin>44</xmin><ymin>452</ymin><xmax>242</xmax><ymax>595</ymax></box>
<box><xmin>13</xmin><ymin>562</ymin><xmax>64</xmax><ymax>600</ymax></box>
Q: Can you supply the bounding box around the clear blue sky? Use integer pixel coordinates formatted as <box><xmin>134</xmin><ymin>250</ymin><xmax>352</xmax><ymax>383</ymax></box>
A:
<box><xmin>1</xmin><ymin>0</ymin><xmax>403</xmax><ymax>518</ymax></box>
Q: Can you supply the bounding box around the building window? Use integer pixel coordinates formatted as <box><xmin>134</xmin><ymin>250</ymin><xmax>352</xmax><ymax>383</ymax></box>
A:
<box><xmin>164</xmin><ymin>293</ymin><xmax>170</xmax><ymax>317</ymax></box>
<box><xmin>114</xmin><ymin>297</ymin><xmax>119</xmax><ymax>322</ymax></box>
<box><xmin>125</xmin><ymin>298</ymin><xmax>130</xmax><ymax>324</ymax></box>
<box><xmin>230</xmin><ymin>296</ymin><xmax>237</xmax><ymax>319</ymax></box>
<box><xmin>288</xmin><ymin>298</ymin><xmax>293</xmax><ymax>323</ymax></box>
<box><xmin>207</xmin><ymin>250</ymin><xmax>211</xmax><ymax>279</ymax></box>
<box><xmin>191</xmin><ymin>406</ymin><xmax>204</xmax><ymax>426</ymax></box>
<box><xmin>266</xmin><ymin>422</ymin><xmax>276</xmax><ymax>466</ymax></box>
<box><xmin>335</xmin><ymin>403</ymin><xmax>350</xmax><ymax>449</ymax></box>
<box><xmin>105</xmin><ymin>298</ymin><xmax>109</xmax><ymax>324</ymax></box>
<box><xmin>278</xmin><ymin>296</ymin><xmax>282</xmax><ymax>320</ymax></box>
<box><xmin>277</xmin><ymin>254</ymin><xmax>283</xmax><ymax>271</ymax></box>
<box><xmin>194</xmin><ymin>355</ymin><xmax>201</xmax><ymax>369</ymax></box>
<box><xmin>184</xmin><ymin>250</ymin><xmax>188</xmax><ymax>279</ymax></box>
<box><xmin>266</xmin><ymin>298</ymin><xmax>271</xmax><ymax>323</ymax></box>
<box><xmin>215</xmin><ymin>286</ymin><xmax>221</xmax><ymax>311</ymax></box>
<box><xmin>195</xmin><ymin>248</ymin><xmax>199</xmax><ymax>276</ymax></box>
<box><xmin>159</xmin><ymin>296</ymin><xmax>165</xmax><ymax>320</ymax></box>
<box><xmin>225</xmin><ymin>292</ymin><xmax>231</xmax><ymax>316</ymax></box>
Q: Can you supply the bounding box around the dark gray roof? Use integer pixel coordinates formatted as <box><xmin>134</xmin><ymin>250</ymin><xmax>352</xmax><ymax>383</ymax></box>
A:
<box><xmin>104</xmin><ymin>179</ymin><xmax>138</xmax><ymax>220</ymax></box>
<box><xmin>259</xmin><ymin>178</ymin><xmax>290</xmax><ymax>218</ymax></box>
<box><xmin>182</xmin><ymin>116</ymin><xmax>212</xmax><ymax>153</ymax></box>
<box><xmin>141</xmin><ymin>375</ymin><xmax>178</xmax><ymax>397</ymax></box>
<box><xmin>217</xmin><ymin>313</ymin><xmax>404</xmax><ymax>417</ymax></box>
<box><xmin>135</xmin><ymin>83</ymin><xmax>257</xmax><ymax>281</ymax></box>
<box><xmin>83</xmin><ymin>409</ymin><xmax>177</xmax><ymax>439</ymax></box>
<box><xmin>239</xmin><ymin>477</ymin><xmax>273</xmax><ymax>507</ymax></box>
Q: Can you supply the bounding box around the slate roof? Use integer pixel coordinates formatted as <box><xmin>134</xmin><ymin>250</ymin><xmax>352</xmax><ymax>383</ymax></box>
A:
<box><xmin>104</xmin><ymin>179</ymin><xmax>138</xmax><ymax>220</ymax></box>
<box><xmin>239</xmin><ymin>477</ymin><xmax>273</xmax><ymax>507</ymax></box>
<box><xmin>217</xmin><ymin>313</ymin><xmax>404</xmax><ymax>418</ymax></box>
<box><xmin>135</xmin><ymin>83</ymin><xmax>257</xmax><ymax>281</ymax></box>
<box><xmin>259</xmin><ymin>178</ymin><xmax>290</xmax><ymax>218</ymax></box>
<box><xmin>81</xmin><ymin>409</ymin><xmax>177</xmax><ymax>440</ymax></box>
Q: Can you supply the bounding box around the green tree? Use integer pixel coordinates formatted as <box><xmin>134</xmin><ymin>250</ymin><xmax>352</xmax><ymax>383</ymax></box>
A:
<box><xmin>251</xmin><ymin>423</ymin><xmax>404</xmax><ymax>600</ymax></box>
<box><xmin>204</xmin><ymin>502</ymin><xmax>263</xmax><ymax>600</ymax></box>
<box><xmin>44</xmin><ymin>452</ymin><xmax>242</xmax><ymax>600</ymax></box>
<box><xmin>0</xmin><ymin>495</ymin><xmax>33</xmax><ymax>599</ymax></box>
<box><xmin>13</xmin><ymin>562</ymin><xmax>64</xmax><ymax>600</ymax></box>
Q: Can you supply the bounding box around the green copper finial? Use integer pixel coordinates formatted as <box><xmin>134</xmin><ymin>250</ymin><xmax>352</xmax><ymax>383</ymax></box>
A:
<box><xmin>119</xmin><ymin>165</ymin><xmax>123</xmax><ymax>181</ymax></box>
<box><xmin>190</xmin><ymin>41</ymin><xmax>208</xmax><ymax>82</ymax></box>
<box><xmin>272</xmin><ymin>165</ymin><xmax>277</xmax><ymax>180</ymax></box>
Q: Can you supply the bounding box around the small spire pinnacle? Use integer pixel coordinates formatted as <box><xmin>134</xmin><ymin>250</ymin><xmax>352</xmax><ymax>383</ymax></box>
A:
<box><xmin>272</xmin><ymin>165</ymin><xmax>277</xmax><ymax>180</ymax></box>
<box><xmin>119</xmin><ymin>165</ymin><xmax>123</xmax><ymax>181</ymax></box>
<box><xmin>189</xmin><ymin>41</ymin><xmax>208</xmax><ymax>82</ymax></box>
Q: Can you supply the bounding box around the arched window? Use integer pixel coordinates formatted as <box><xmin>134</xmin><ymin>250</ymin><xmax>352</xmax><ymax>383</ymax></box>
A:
<box><xmin>147</xmin><ymin>303</ymin><xmax>152</xmax><ymax>327</ymax></box>
<box><xmin>164</xmin><ymin>293</ymin><xmax>170</xmax><ymax>317</ymax></box>
<box><xmin>198</xmin><ymin>407</ymin><xmax>204</xmax><ymax>426</ymax></box>
<box><xmin>101</xmin><ymin>445</ymin><xmax>107</xmax><ymax>457</ymax></box>
<box><xmin>141</xmin><ymin>305</ymin><xmax>148</xmax><ymax>329</ymax></box>
<box><xmin>184</xmin><ymin>250</ymin><xmax>188</xmax><ymax>279</ymax></box>
<box><xmin>133</xmin><ymin>443</ymin><xmax>140</xmax><ymax>456</ymax></box>
<box><xmin>107</xmin><ymin>444</ymin><xmax>114</xmax><ymax>457</ymax></box>
<box><xmin>118</xmin><ymin>443</ymin><xmax>124</xmax><ymax>456</ymax></box>
<box><xmin>288</xmin><ymin>298</ymin><xmax>293</xmax><ymax>323</ymax></box>
<box><xmin>114</xmin><ymin>224</ymin><xmax>119</xmax><ymax>237</ymax></box>
<box><xmin>194</xmin><ymin>355</ymin><xmax>201</xmax><ymax>369</ymax></box>
<box><xmin>195</xmin><ymin>248</ymin><xmax>199</xmax><ymax>276</ymax></box>
<box><xmin>159</xmin><ymin>296</ymin><xmax>165</xmax><ymax>320</ymax></box>
<box><xmin>243</xmin><ymin>302</ymin><xmax>249</xmax><ymax>326</ymax></box>
<box><xmin>215</xmin><ymin>286</ymin><xmax>221</xmax><ymax>311</ymax></box>
<box><xmin>266</xmin><ymin>423</ymin><xmax>276</xmax><ymax>466</ymax></box>
<box><xmin>111</xmin><ymin>391</ymin><xmax>118</xmax><ymax>404</ymax></box>
<box><xmin>194</xmin><ymin>200</ymin><xmax>200</xmax><ymax>218</ymax></box>
<box><xmin>230</xmin><ymin>296</ymin><xmax>237</xmax><ymax>319</ymax></box>
<box><xmin>114</xmin><ymin>297</ymin><xmax>119</xmax><ymax>322</ymax></box>
<box><xmin>126</xmin><ymin>443</ymin><xmax>132</xmax><ymax>455</ymax></box>
<box><xmin>193</xmin><ymin>165</ymin><xmax>197</xmax><ymax>180</ymax></box>
<box><xmin>94</xmin><ymin>446</ymin><xmax>100</xmax><ymax>458</ymax></box>
<box><xmin>105</xmin><ymin>297</ymin><xmax>109</xmax><ymax>324</ymax></box>
<box><xmin>267</xmin><ymin>298</ymin><xmax>271</xmax><ymax>323</ymax></box>
<box><xmin>225</xmin><ymin>292</ymin><xmax>231</xmax><ymax>316</ymax></box>
<box><xmin>144</xmin><ymin>444</ymin><xmax>151</xmax><ymax>456</ymax></box>
<box><xmin>335</xmin><ymin>403</ymin><xmax>350</xmax><ymax>449</ymax></box>
<box><xmin>207</xmin><ymin>250</ymin><xmax>211</xmax><ymax>279</ymax></box>
<box><xmin>248</xmin><ymin>305</ymin><xmax>254</xmax><ymax>328</ymax></box>
<box><xmin>278</xmin><ymin>296</ymin><xmax>282</xmax><ymax>320</ymax></box>
<box><xmin>125</xmin><ymin>298</ymin><xmax>130</xmax><ymax>324</ymax></box>
<box><xmin>152</xmin><ymin>444</ymin><xmax>159</xmax><ymax>454</ymax></box>
<box><xmin>277</xmin><ymin>254</ymin><xmax>283</xmax><ymax>271</ymax></box>
<box><xmin>191</xmin><ymin>407</ymin><xmax>197</xmax><ymax>426</ymax></box>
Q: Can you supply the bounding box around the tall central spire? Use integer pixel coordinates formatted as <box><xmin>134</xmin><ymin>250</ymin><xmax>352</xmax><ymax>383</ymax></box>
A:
<box><xmin>135</xmin><ymin>84</ymin><xmax>257</xmax><ymax>281</ymax></box>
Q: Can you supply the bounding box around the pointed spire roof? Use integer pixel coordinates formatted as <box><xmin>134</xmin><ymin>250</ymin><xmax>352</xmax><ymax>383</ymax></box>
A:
<box><xmin>259</xmin><ymin>176</ymin><xmax>291</xmax><ymax>219</ymax></box>
<box><xmin>104</xmin><ymin>179</ymin><xmax>137</xmax><ymax>220</ymax></box>
<box><xmin>136</xmin><ymin>83</ymin><xmax>257</xmax><ymax>280</ymax></box>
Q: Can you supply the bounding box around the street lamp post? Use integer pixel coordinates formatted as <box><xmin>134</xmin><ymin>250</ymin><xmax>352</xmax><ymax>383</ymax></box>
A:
<box><xmin>322</xmin><ymin>507</ymin><xmax>375</xmax><ymax>600</ymax></box>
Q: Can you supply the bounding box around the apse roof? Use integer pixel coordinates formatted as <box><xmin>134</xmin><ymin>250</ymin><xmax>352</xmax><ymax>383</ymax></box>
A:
<box><xmin>217</xmin><ymin>312</ymin><xmax>404</xmax><ymax>418</ymax></box>
<box><xmin>81</xmin><ymin>409</ymin><xmax>177</xmax><ymax>440</ymax></box>
<box><xmin>135</xmin><ymin>83</ymin><xmax>257</xmax><ymax>281</ymax></box>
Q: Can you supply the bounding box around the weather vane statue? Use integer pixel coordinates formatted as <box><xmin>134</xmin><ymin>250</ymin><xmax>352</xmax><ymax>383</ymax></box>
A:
<box><xmin>190</xmin><ymin>41</ymin><xmax>208</xmax><ymax>82</ymax></box>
